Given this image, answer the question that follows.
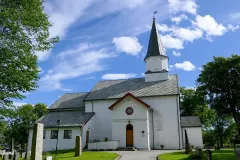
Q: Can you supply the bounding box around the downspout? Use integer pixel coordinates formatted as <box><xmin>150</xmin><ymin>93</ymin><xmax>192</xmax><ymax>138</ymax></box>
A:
<box><xmin>150</xmin><ymin>108</ymin><xmax>155</xmax><ymax>149</ymax></box>
<box><xmin>176</xmin><ymin>95</ymin><xmax>181</xmax><ymax>149</ymax></box>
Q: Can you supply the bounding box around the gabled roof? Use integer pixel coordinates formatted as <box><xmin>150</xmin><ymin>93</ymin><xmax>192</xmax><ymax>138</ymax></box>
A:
<box><xmin>49</xmin><ymin>92</ymin><xmax>88</xmax><ymax>110</ymax></box>
<box><xmin>84</xmin><ymin>75</ymin><xmax>179</xmax><ymax>101</ymax></box>
<box><xmin>181</xmin><ymin>116</ymin><xmax>202</xmax><ymax>127</ymax></box>
<box><xmin>35</xmin><ymin>111</ymin><xmax>95</xmax><ymax>128</ymax></box>
<box><xmin>108</xmin><ymin>92</ymin><xmax>150</xmax><ymax>110</ymax></box>
<box><xmin>144</xmin><ymin>18</ymin><xmax>166</xmax><ymax>60</ymax></box>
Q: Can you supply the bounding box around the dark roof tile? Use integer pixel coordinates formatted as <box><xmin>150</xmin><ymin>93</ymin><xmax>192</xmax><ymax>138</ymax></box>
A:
<box><xmin>181</xmin><ymin>116</ymin><xmax>202</xmax><ymax>127</ymax></box>
<box><xmin>84</xmin><ymin>75</ymin><xmax>179</xmax><ymax>101</ymax></box>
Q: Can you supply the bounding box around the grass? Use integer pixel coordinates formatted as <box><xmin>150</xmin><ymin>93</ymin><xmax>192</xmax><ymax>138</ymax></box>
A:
<box><xmin>211</xmin><ymin>149</ymin><xmax>235</xmax><ymax>160</ymax></box>
<box><xmin>44</xmin><ymin>150</ymin><xmax>119</xmax><ymax>160</ymax></box>
<box><xmin>159</xmin><ymin>152</ymin><xmax>192</xmax><ymax>160</ymax></box>
<box><xmin>0</xmin><ymin>150</ymin><xmax>118</xmax><ymax>160</ymax></box>
<box><xmin>159</xmin><ymin>149</ymin><xmax>235</xmax><ymax>160</ymax></box>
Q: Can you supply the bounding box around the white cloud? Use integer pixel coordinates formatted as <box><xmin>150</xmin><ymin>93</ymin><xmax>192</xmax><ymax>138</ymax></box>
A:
<box><xmin>171</xmin><ymin>14</ymin><xmax>188</xmax><ymax>24</ymax></box>
<box><xmin>161</xmin><ymin>35</ymin><xmax>184</xmax><ymax>49</ymax></box>
<box><xmin>35</xmin><ymin>50</ymin><xmax>51</xmax><ymax>62</ymax></box>
<box><xmin>35</xmin><ymin>0</ymin><xmax>95</xmax><ymax>61</ymax></box>
<box><xmin>227</xmin><ymin>24</ymin><xmax>240</xmax><ymax>31</ymax></box>
<box><xmin>44</xmin><ymin>0</ymin><xmax>94</xmax><ymax>39</ymax></box>
<box><xmin>171</xmin><ymin>61</ymin><xmax>196</xmax><ymax>71</ymax></box>
<box><xmin>229</xmin><ymin>12</ymin><xmax>240</xmax><ymax>22</ymax></box>
<box><xmin>172</xmin><ymin>51</ymin><xmax>181</xmax><ymax>56</ymax></box>
<box><xmin>185</xmin><ymin>86</ymin><xmax>196</xmax><ymax>90</ymax></box>
<box><xmin>102</xmin><ymin>73</ymin><xmax>137</xmax><ymax>80</ymax></box>
<box><xmin>193</xmin><ymin>15</ymin><xmax>227</xmax><ymax>37</ymax></box>
<box><xmin>156</xmin><ymin>24</ymin><xmax>172</xmax><ymax>33</ymax></box>
<box><xmin>37</xmin><ymin>0</ymin><xmax>169</xmax><ymax>61</ymax></box>
<box><xmin>39</xmin><ymin>43</ymin><xmax>114</xmax><ymax>91</ymax></box>
<box><xmin>173</xmin><ymin>28</ymin><xmax>203</xmax><ymax>42</ymax></box>
<box><xmin>168</xmin><ymin>0</ymin><xmax>198</xmax><ymax>15</ymax></box>
<box><xmin>37</xmin><ymin>66</ymin><xmax>44</xmax><ymax>74</ymax></box>
<box><xmin>13</xmin><ymin>102</ymin><xmax>27</xmax><ymax>107</ymax></box>
<box><xmin>112</xmin><ymin>37</ymin><xmax>142</xmax><ymax>55</ymax></box>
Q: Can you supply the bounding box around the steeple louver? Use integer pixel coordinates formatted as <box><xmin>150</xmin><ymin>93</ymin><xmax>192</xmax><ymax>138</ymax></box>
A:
<box><xmin>144</xmin><ymin>18</ymin><xmax>166</xmax><ymax>60</ymax></box>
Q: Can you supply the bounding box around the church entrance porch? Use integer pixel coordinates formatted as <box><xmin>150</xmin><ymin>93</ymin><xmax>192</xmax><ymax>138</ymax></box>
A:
<box><xmin>109</xmin><ymin>93</ymin><xmax>151</xmax><ymax>150</ymax></box>
<box><xmin>126</xmin><ymin>124</ymin><xmax>133</xmax><ymax>147</ymax></box>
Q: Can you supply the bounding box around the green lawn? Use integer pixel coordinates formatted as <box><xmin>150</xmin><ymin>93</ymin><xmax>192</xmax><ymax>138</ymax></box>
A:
<box><xmin>0</xmin><ymin>151</ymin><xmax>118</xmax><ymax>160</ymax></box>
<box><xmin>159</xmin><ymin>152</ymin><xmax>192</xmax><ymax>160</ymax></box>
<box><xmin>159</xmin><ymin>149</ymin><xmax>235</xmax><ymax>160</ymax></box>
<box><xmin>44</xmin><ymin>150</ymin><xmax>119</xmax><ymax>160</ymax></box>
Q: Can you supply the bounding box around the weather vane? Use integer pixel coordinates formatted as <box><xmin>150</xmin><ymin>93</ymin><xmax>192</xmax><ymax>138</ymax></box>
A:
<box><xmin>153</xmin><ymin>10</ymin><xmax>157</xmax><ymax>18</ymax></box>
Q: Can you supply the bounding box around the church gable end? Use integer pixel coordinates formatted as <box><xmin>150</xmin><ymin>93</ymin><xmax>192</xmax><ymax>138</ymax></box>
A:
<box><xmin>108</xmin><ymin>92</ymin><xmax>150</xmax><ymax>110</ymax></box>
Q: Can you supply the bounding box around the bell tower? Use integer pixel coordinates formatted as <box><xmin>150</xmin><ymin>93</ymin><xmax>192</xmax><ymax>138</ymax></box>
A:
<box><xmin>145</xmin><ymin>18</ymin><xmax>169</xmax><ymax>82</ymax></box>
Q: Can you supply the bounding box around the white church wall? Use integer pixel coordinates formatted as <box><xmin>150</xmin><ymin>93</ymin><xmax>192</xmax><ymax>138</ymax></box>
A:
<box><xmin>146</xmin><ymin>56</ymin><xmax>162</xmax><ymax>71</ymax></box>
<box><xmin>85</xmin><ymin>99</ymin><xmax>115</xmax><ymax>142</ymax></box>
<box><xmin>148</xmin><ymin>110</ymin><xmax>153</xmax><ymax>149</ymax></box>
<box><xmin>27</xmin><ymin>127</ymin><xmax>81</xmax><ymax>152</ymax></box>
<box><xmin>145</xmin><ymin>72</ymin><xmax>169</xmax><ymax>82</ymax></box>
<box><xmin>112</xmin><ymin>120</ymin><xmax>149</xmax><ymax>149</ymax></box>
<box><xmin>112</xmin><ymin>97</ymin><xmax>148</xmax><ymax>120</ymax></box>
<box><xmin>84</xmin><ymin>95</ymin><xmax>182</xmax><ymax>150</ymax></box>
<box><xmin>82</xmin><ymin>115</ymin><xmax>95</xmax><ymax>147</ymax></box>
<box><xmin>145</xmin><ymin>56</ymin><xmax>168</xmax><ymax>72</ymax></box>
<box><xmin>182</xmin><ymin>127</ymin><xmax>203</xmax><ymax>148</ymax></box>
<box><xmin>111</xmin><ymin>96</ymin><xmax>150</xmax><ymax>149</ymax></box>
<box><xmin>141</xmin><ymin>95</ymin><xmax>181</xmax><ymax>149</ymax></box>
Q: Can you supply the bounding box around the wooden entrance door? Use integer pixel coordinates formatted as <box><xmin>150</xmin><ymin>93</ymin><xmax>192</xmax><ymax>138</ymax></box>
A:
<box><xmin>126</xmin><ymin>124</ymin><xmax>133</xmax><ymax>147</ymax></box>
<box><xmin>86</xmin><ymin>131</ymin><xmax>89</xmax><ymax>146</ymax></box>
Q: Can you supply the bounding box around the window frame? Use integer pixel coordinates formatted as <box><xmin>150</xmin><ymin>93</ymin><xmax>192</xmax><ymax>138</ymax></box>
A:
<box><xmin>43</xmin><ymin>130</ymin><xmax>46</xmax><ymax>139</ymax></box>
<box><xmin>63</xmin><ymin>130</ymin><xmax>72</xmax><ymax>139</ymax></box>
<box><xmin>50</xmin><ymin>130</ymin><xmax>58</xmax><ymax>139</ymax></box>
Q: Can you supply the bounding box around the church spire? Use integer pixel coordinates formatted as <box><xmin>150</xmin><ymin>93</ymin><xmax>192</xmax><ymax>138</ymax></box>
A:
<box><xmin>144</xmin><ymin>17</ymin><xmax>169</xmax><ymax>82</ymax></box>
<box><xmin>144</xmin><ymin>17</ymin><xmax>166</xmax><ymax>60</ymax></box>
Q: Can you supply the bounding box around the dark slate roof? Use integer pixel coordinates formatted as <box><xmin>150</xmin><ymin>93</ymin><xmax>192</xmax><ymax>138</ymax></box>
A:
<box><xmin>181</xmin><ymin>116</ymin><xmax>202</xmax><ymax>127</ymax></box>
<box><xmin>49</xmin><ymin>92</ymin><xmax>88</xmax><ymax>110</ymax></box>
<box><xmin>145</xmin><ymin>18</ymin><xmax>166</xmax><ymax>60</ymax></box>
<box><xmin>84</xmin><ymin>75</ymin><xmax>179</xmax><ymax>101</ymax></box>
<box><xmin>35</xmin><ymin>111</ymin><xmax>95</xmax><ymax>128</ymax></box>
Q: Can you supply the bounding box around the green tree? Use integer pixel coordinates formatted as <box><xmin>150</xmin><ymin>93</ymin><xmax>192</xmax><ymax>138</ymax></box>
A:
<box><xmin>6</xmin><ymin>103</ymin><xmax>48</xmax><ymax>149</ymax></box>
<box><xmin>0</xmin><ymin>118</ymin><xmax>7</xmax><ymax>146</ymax></box>
<box><xmin>197</xmin><ymin>55</ymin><xmax>240</xmax><ymax>135</ymax></box>
<box><xmin>0</xmin><ymin>0</ymin><xmax>58</xmax><ymax>107</ymax></box>
<box><xmin>180</xmin><ymin>87</ymin><xmax>213</xmax><ymax>127</ymax></box>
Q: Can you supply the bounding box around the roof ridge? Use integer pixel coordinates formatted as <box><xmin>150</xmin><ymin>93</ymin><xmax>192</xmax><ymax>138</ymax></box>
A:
<box><xmin>64</xmin><ymin>92</ymin><xmax>89</xmax><ymax>94</ymax></box>
<box><xmin>98</xmin><ymin>77</ymin><xmax>144</xmax><ymax>82</ymax></box>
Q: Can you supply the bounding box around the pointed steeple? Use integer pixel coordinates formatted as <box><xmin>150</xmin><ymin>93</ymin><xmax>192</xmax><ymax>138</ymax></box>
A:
<box><xmin>144</xmin><ymin>17</ymin><xmax>166</xmax><ymax>60</ymax></box>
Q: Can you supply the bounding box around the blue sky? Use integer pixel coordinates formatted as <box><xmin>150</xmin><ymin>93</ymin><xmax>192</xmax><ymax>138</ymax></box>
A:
<box><xmin>14</xmin><ymin>0</ymin><xmax>240</xmax><ymax>107</ymax></box>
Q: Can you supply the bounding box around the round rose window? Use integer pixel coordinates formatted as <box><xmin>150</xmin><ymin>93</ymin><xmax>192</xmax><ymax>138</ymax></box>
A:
<box><xmin>126</xmin><ymin>107</ymin><xmax>133</xmax><ymax>115</ymax></box>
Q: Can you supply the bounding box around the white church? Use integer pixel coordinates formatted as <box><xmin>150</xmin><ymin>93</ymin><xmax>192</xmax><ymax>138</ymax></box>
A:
<box><xmin>27</xmin><ymin>18</ymin><xmax>203</xmax><ymax>152</ymax></box>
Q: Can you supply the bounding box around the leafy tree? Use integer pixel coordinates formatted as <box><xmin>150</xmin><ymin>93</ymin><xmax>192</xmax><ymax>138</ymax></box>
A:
<box><xmin>0</xmin><ymin>118</ymin><xmax>7</xmax><ymax>146</ymax></box>
<box><xmin>6</xmin><ymin>103</ymin><xmax>48</xmax><ymax>149</ymax></box>
<box><xmin>33</xmin><ymin>103</ymin><xmax>48</xmax><ymax>118</ymax></box>
<box><xmin>180</xmin><ymin>87</ymin><xmax>213</xmax><ymax>127</ymax></box>
<box><xmin>0</xmin><ymin>0</ymin><xmax>58</xmax><ymax>107</ymax></box>
<box><xmin>197</xmin><ymin>55</ymin><xmax>240</xmax><ymax>135</ymax></box>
